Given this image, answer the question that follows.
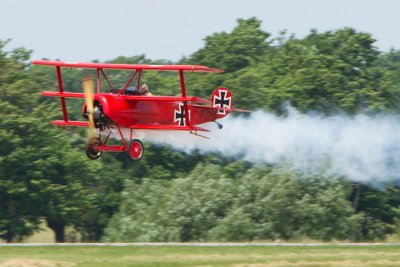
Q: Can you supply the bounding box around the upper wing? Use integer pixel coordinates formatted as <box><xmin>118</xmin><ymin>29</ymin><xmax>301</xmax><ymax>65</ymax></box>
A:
<box><xmin>32</xmin><ymin>60</ymin><xmax>224</xmax><ymax>73</ymax></box>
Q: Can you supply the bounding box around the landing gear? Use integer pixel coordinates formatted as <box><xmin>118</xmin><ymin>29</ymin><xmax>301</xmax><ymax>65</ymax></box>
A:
<box><xmin>83</xmin><ymin>129</ymin><xmax>144</xmax><ymax>162</ymax></box>
<box><xmin>128</xmin><ymin>139</ymin><xmax>144</xmax><ymax>161</ymax></box>
<box><xmin>85</xmin><ymin>138</ymin><xmax>102</xmax><ymax>160</ymax></box>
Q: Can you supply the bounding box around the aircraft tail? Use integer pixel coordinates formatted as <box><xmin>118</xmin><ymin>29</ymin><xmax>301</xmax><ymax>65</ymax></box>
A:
<box><xmin>211</xmin><ymin>87</ymin><xmax>233</xmax><ymax>116</ymax></box>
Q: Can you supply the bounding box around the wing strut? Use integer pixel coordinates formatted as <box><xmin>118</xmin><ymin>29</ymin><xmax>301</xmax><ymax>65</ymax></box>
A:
<box><xmin>56</xmin><ymin>66</ymin><xmax>69</xmax><ymax>122</ymax></box>
<box><xmin>179</xmin><ymin>70</ymin><xmax>191</xmax><ymax>127</ymax></box>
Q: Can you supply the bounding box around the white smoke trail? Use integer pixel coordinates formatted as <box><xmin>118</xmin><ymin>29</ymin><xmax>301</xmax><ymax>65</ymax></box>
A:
<box><xmin>135</xmin><ymin>108</ymin><xmax>400</xmax><ymax>183</ymax></box>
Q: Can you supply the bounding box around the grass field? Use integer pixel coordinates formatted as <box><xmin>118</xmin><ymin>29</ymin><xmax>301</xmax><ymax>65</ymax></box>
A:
<box><xmin>0</xmin><ymin>244</ymin><xmax>399</xmax><ymax>267</ymax></box>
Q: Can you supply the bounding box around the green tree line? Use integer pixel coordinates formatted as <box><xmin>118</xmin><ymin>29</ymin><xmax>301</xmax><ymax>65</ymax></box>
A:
<box><xmin>1</xmin><ymin>17</ymin><xmax>400</xmax><ymax>242</ymax></box>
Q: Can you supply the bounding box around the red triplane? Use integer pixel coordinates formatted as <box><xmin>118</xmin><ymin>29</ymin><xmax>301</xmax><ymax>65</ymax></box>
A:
<box><xmin>33</xmin><ymin>60</ymin><xmax>245</xmax><ymax>161</ymax></box>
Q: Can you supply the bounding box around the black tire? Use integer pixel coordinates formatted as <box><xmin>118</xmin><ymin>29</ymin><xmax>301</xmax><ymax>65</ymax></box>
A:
<box><xmin>128</xmin><ymin>139</ymin><xmax>144</xmax><ymax>161</ymax></box>
<box><xmin>85</xmin><ymin>139</ymin><xmax>102</xmax><ymax>160</ymax></box>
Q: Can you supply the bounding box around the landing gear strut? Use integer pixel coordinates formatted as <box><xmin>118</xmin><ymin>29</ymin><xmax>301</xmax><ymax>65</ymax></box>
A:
<box><xmin>83</xmin><ymin>128</ymin><xmax>145</xmax><ymax>162</ymax></box>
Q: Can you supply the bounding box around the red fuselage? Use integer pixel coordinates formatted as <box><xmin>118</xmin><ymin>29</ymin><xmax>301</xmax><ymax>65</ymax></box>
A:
<box><xmin>94</xmin><ymin>93</ymin><xmax>223</xmax><ymax>129</ymax></box>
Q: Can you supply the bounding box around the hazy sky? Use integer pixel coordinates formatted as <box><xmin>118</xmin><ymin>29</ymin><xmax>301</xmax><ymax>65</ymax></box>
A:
<box><xmin>2</xmin><ymin>0</ymin><xmax>399</xmax><ymax>62</ymax></box>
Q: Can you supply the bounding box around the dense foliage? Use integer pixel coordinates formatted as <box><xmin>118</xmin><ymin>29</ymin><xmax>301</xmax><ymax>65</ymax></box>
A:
<box><xmin>104</xmin><ymin>165</ymin><xmax>362</xmax><ymax>242</ymax></box>
<box><xmin>1</xmin><ymin>17</ymin><xmax>400</xmax><ymax>242</ymax></box>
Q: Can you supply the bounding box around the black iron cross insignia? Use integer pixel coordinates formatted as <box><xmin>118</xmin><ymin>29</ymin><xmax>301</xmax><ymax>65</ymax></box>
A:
<box><xmin>174</xmin><ymin>103</ymin><xmax>189</xmax><ymax>126</ymax></box>
<box><xmin>214</xmin><ymin>89</ymin><xmax>231</xmax><ymax>114</ymax></box>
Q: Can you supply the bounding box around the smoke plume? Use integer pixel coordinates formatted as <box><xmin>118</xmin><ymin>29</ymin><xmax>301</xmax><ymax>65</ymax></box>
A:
<box><xmin>136</xmin><ymin>108</ymin><xmax>400</xmax><ymax>184</ymax></box>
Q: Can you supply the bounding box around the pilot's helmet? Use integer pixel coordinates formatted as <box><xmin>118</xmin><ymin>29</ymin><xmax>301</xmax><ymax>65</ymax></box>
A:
<box><xmin>126</xmin><ymin>86</ymin><xmax>137</xmax><ymax>93</ymax></box>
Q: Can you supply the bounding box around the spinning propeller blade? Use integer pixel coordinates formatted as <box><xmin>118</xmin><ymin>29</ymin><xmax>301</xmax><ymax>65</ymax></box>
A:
<box><xmin>83</xmin><ymin>77</ymin><xmax>96</xmax><ymax>140</ymax></box>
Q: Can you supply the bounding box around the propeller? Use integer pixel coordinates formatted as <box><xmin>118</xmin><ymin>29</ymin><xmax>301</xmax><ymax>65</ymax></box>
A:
<box><xmin>83</xmin><ymin>77</ymin><xmax>103</xmax><ymax>160</ymax></box>
<box><xmin>83</xmin><ymin>77</ymin><xmax>96</xmax><ymax>141</ymax></box>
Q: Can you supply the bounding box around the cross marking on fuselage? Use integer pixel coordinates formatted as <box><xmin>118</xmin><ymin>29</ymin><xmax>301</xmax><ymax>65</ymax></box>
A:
<box><xmin>174</xmin><ymin>103</ymin><xmax>189</xmax><ymax>126</ymax></box>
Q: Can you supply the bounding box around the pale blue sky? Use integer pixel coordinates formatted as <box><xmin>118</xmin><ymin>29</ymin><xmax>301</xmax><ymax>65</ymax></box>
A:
<box><xmin>1</xmin><ymin>0</ymin><xmax>399</xmax><ymax>62</ymax></box>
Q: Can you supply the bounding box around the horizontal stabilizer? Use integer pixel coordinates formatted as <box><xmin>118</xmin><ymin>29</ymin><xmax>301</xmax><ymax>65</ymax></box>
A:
<box><xmin>189</xmin><ymin>104</ymin><xmax>250</xmax><ymax>113</ymax></box>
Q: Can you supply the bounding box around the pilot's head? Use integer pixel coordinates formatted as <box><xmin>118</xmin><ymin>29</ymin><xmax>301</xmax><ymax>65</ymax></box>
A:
<box><xmin>139</xmin><ymin>84</ymin><xmax>149</xmax><ymax>95</ymax></box>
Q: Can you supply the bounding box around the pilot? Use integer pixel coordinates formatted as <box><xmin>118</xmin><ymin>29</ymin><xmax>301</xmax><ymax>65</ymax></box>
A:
<box><xmin>139</xmin><ymin>83</ymin><xmax>153</xmax><ymax>96</ymax></box>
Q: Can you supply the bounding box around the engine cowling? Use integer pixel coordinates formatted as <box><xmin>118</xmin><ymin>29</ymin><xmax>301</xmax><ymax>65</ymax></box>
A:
<box><xmin>82</xmin><ymin>99</ymin><xmax>113</xmax><ymax>130</ymax></box>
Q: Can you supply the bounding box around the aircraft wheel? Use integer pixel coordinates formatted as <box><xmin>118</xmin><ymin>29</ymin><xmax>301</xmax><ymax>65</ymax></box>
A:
<box><xmin>128</xmin><ymin>139</ymin><xmax>144</xmax><ymax>161</ymax></box>
<box><xmin>85</xmin><ymin>139</ymin><xmax>102</xmax><ymax>160</ymax></box>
